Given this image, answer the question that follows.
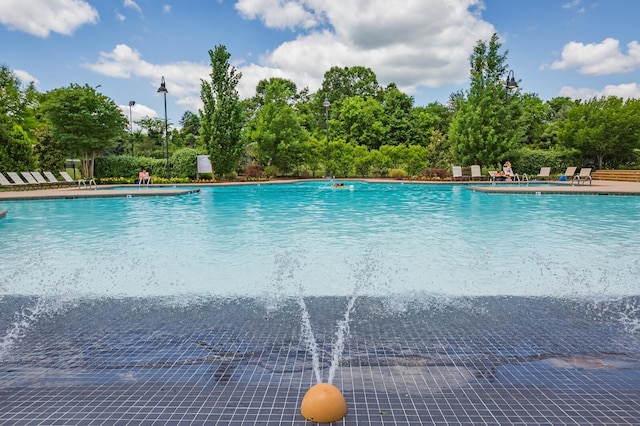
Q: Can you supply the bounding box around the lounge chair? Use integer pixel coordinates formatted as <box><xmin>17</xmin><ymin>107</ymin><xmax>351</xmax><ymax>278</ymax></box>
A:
<box><xmin>503</xmin><ymin>166</ymin><xmax>527</xmax><ymax>182</ymax></box>
<box><xmin>559</xmin><ymin>167</ymin><xmax>577</xmax><ymax>182</ymax></box>
<box><xmin>470</xmin><ymin>165</ymin><xmax>483</xmax><ymax>180</ymax></box>
<box><xmin>32</xmin><ymin>171</ymin><xmax>66</xmax><ymax>187</ymax></box>
<box><xmin>43</xmin><ymin>171</ymin><xmax>69</xmax><ymax>186</ymax></box>
<box><xmin>60</xmin><ymin>171</ymin><xmax>96</xmax><ymax>189</ymax></box>
<box><xmin>7</xmin><ymin>172</ymin><xmax>29</xmax><ymax>186</ymax></box>
<box><xmin>60</xmin><ymin>170</ymin><xmax>85</xmax><ymax>186</ymax></box>
<box><xmin>536</xmin><ymin>167</ymin><xmax>551</xmax><ymax>181</ymax></box>
<box><xmin>21</xmin><ymin>171</ymin><xmax>41</xmax><ymax>185</ymax></box>
<box><xmin>0</xmin><ymin>172</ymin><xmax>17</xmax><ymax>188</ymax></box>
<box><xmin>452</xmin><ymin>166</ymin><xmax>467</xmax><ymax>181</ymax></box>
<box><xmin>572</xmin><ymin>168</ymin><xmax>592</xmax><ymax>186</ymax></box>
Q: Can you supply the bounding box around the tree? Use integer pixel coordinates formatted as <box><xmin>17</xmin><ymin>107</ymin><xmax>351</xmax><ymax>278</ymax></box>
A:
<box><xmin>200</xmin><ymin>45</ymin><xmax>245</xmax><ymax>176</ymax></box>
<box><xmin>559</xmin><ymin>96</ymin><xmax>640</xmax><ymax>168</ymax></box>
<box><xmin>381</xmin><ymin>84</ymin><xmax>416</xmax><ymax>146</ymax></box>
<box><xmin>335</xmin><ymin>96</ymin><xmax>386</xmax><ymax>149</ymax></box>
<box><xmin>246</xmin><ymin>77</ymin><xmax>307</xmax><ymax>173</ymax></box>
<box><xmin>179</xmin><ymin>111</ymin><xmax>200</xmax><ymax>148</ymax></box>
<box><xmin>0</xmin><ymin>64</ymin><xmax>38</xmax><ymax>171</ymax></box>
<box><xmin>448</xmin><ymin>33</ymin><xmax>521</xmax><ymax>167</ymax></box>
<box><xmin>41</xmin><ymin>84</ymin><xmax>127</xmax><ymax>177</ymax></box>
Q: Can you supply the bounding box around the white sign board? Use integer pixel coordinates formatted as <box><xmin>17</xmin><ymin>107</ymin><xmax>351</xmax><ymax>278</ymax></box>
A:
<box><xmin>197</xmin><ymin>155</ymin><xmax>213</xmax><ymax>174</ymax></box>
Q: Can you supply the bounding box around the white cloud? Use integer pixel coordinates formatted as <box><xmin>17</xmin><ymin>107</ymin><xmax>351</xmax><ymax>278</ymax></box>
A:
<box><xmin>559</xmin><ymin>83</ymin><xmax>640</xmax><ymax>101</ymax></box>
<box><xmin>235</xmin><ymin>0</ymin><xmax>318</xmax><ymax>30</ymax></box>
<box><xmin>551</xmin><ymin>38</ymin><xmax>640</xmax><ymax>75</ymax></box>
<box><xmin>119</xmin><ymin>102</ymin><xmax>157</xmax><ymax>131</ymax></box>
<box><xmin>236</xmin><ymin>0</ymin><xmax>495</xmax><ymax>95</ymax></box>
<box><xmin>86</xmin><ymin>0</ymin><xmax>496</xmax><ymax>111</ymax></box>
<box><xmin>13</xmin><ymin>69</ymin><xmax>39</xmax><ymax>86</ymax></box>
<box><xmin>124</xmin><ymin>0</ymin><xmax>142</xmax><ymax>14</ymax></box>
<box><xmin>163</xmin><ymin>4</ymin><xmax>172</xmax><ymax>14</ymax></box>
<box><xmin>116</xmin><ymin>12</ymin><xmax>126</xmax><ymax>22</ymax></box>
<box><xmin>85</xmin><ymin>44</ymin><xmax>210</xmax><ymax>112</ymax></box>
<box><xmin>0</xmin><ymin>0</ymin><xmax>98</xmax><ymax>37</ymax></box>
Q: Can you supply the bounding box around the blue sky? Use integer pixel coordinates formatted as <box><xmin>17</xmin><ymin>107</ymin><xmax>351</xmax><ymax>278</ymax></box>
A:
<box><xmin>1</xmin><ymin>0</ymin><xmax>640</xmax><ymax>129</ymax></box>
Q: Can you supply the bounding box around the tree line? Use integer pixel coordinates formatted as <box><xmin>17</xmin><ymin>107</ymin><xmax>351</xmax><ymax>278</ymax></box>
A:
<box><xmin>1</xmin><ymin>35</ymin><xmax>640</xmax><ymax>182</ymax></box>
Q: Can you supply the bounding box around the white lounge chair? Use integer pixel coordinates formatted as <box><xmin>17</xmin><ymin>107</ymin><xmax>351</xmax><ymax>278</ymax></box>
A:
<box><xmin>0</xmin><ymin>172</ymin><xmax>17</xmax><ymax>188</ymax></box>
<box><xmin>452</xmin><ymin>166</ymin><xmax>467</xmax><ymax>181</ymax></box>
<box><xmin>536</xmin><ymin>167</ymin><xmax>551</xmax><ymax>181</ymax></box>
<box><xmin>503</xmin><ymin>166</ymin><xmax>527</xmax><ymax>182</ymax></box>
<box><xmin>560</xmin><ymin>167</ymin><xmax>577</xmax><ymax>182</ymax></box>
<box><xmin>21</xmin><ymin>171</ymin><xmax>40</xmax><ymax>185</ymax></box>
<box><xmin>7</xmin><ymin>172</ymin><xmax>29</xmax><ymax>186</ymax></box>
<box><xmin>572</xmin><ymin>168</ymin><xmax>592</xmax><ymax>186</ymax></box>
<box><xmin>60</xmin><ymin>171</ymin><xmax>96</xmax><ymax>189</ymax></box>
<box><xmin>43</xmin><ymin>171</ymin><xmax>67</xmax><ymax>185</ymax></box>
<box><xmin>470</xmin><ymin>165</ymin><xmax>483</xmax><ymax>180</ymax></box>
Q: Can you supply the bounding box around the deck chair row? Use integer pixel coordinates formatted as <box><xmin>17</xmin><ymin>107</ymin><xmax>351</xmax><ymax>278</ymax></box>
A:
<box><xmin>0</xmin><ymin>171</ymin><xmax>89</xmax><ymax>188</ymax></box>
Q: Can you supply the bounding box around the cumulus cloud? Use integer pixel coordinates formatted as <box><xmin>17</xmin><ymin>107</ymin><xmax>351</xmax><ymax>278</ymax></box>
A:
<box><xmin>85</xmin><ymin>44</ymin><xmax>210</xmax><ymax>111</ymax></box>
<box><xmin>236</xmin><ymin>0</ymin><xmax>495</xmax><ymax>95</ymax></box>
<box><xmin>551</xmin><ymin>38</ymin><xmax>640</xmax><ymax>75</ymax></box>
<box><xmin>119</xmin><ymin>102</ymin><xmax>157</xmax><ymax>131</ymax></box>
<box><xmin>13</xmin><ymin>69</ymin><xmax>39</xmax><ymax>86</ymax></box>
<box><xmin>86</xmin><ymin>0</ymin><xmax>495</xmax><ymax>111</ymax></box>
<box><xmin>0</xmin><ymin>0</ymin><xmax>98</xmax><ymax>37</ymax></box>
<box><xmin>235</xmin><ymin>0</ymin><xmax>318</xmax><ymax>30</ymax></box>
<box><xmin>559</xmin><ymin>83</ymin><xmax>640</xmax><ymax>101</ymax></box>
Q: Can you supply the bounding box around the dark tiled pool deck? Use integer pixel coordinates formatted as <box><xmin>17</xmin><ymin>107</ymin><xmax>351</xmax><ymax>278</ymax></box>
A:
<box><xmin>1</xmin><ymin>180</ymin><xmax>640</xmax><ymax>425</ymax></box>
<box><xmin>0</xmin><ymin>296</ymin><xmax>639</xmax><ymax>425</ymax></box>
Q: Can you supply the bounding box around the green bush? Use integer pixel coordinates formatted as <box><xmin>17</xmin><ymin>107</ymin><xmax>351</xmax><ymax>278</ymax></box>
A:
<box><xmin>95</xmin><ymin>155</ymin><xmax>166</xmax><ymax>179</ymax></box>
<box><xmin>264</xmin><ymin>165</ymin><xmax>279</xmax><ymax>178</ymax></box>
<box><xmin>509</xmin><ymin>148</ymin><xmax>581</xmax><ymax>176</ymax></box>
<box><xmin>171</xmin><ymin>148</ymin><xmax>199</xmax><ymax>179</ymax></box>
<box><xmin>389</xmin><ymin>168</ymin><xmax>407</xmax><ymax>178</ymax></box>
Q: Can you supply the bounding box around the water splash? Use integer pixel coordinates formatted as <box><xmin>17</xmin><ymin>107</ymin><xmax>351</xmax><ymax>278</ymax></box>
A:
<box><xmin>0</xmin><ymin>297</ymin><xmax>68</xmax><ymax>362</ymax></box>
<box><xmin>328</xmin><ymin>251</ymin><xmax>379</xmax><ymax>384</ymax></box>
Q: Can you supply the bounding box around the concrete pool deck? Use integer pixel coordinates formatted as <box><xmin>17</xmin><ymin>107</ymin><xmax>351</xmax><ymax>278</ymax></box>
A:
<box><xmin>1</xmin><ymin>179</ymin><xmax>640</xmax><ymax>202</ymax></box>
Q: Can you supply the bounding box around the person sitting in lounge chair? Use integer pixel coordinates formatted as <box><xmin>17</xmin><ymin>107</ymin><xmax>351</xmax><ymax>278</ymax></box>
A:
<box><xmin>138</xmin><ymin>169</ymin><xmax>151</xmax><ymax>185</ymax></box>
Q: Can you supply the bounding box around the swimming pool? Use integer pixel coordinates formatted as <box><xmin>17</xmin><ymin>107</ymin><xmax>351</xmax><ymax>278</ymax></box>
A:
<box><xmin>1</xmin><ymin>181</ymin><xmax>639</xmax><ymax>425</ymax></box>
<box><xmin>2</xmin><ymin>181</ymin><xmax>638</xmax><ymax>298</ymax></box>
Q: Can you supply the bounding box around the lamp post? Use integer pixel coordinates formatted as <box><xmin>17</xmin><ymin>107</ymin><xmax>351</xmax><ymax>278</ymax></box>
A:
<box><xmin>322</xmin><ymin>98</ymin><xmax>331</xmax><ymax>178</ymax></box>
<box><xmin>157</xmin><ymin>77</ymin><xmax>170</xmax><ymax>180</ymax></box>
<box><xmin>505</xmin><ymin>70</ymin><xmax>518</xmax><ymax>101</ymax></box>
<box><xmin>128</xmin><ymin>100</ymin><xmax>135</xmax><ymax>156</ymax></box>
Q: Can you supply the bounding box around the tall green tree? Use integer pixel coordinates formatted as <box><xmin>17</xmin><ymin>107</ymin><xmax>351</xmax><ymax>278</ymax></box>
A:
<box><xmin>0</xmin><ymin>64</ymin><xmax>38</xmax><ymax>171</ymax></box>
<box><xmin>449</xmin><ymin>33</ymin><xmax>521</xmax><ymax>167</ymax></box>
<box><xmin>200</xmin><ymin>45</ymin><xmax>245</xmax><ymax>176</ymax></box>
<box><xmin>381</xmin><ymin>83</ymin><xmax>416</xmax><ymax>146</ymax></box>
<box><xmin>41</xmin><ymin>84</ymin><xmax>127</xmax><ymax>177</ymax></box>
<box><xmin>247</xmin><ymin>78</ymin><xmax>307</xmax><ymax>174</ymax></box>
<box><xmin>335</xmin><ymin>96</ymin><xmax>386</xmax><ymax>149</ymax></box>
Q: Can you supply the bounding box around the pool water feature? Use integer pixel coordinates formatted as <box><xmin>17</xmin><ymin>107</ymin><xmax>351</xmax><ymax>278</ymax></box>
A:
<box><xmin>1</xmin><ymin>181</ymin><xmax>639</xmax><ymax>425</ymax></box>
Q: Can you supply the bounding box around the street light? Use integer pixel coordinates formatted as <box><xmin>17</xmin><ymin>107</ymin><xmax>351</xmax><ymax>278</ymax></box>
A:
<box><xmin>157</xmin><ymin>77</ymin><xmax>170</xmax><ymax>180</ymax></box>
<box><xmin>322</xmin><ymin>97</ymin><xmax>331</xmax><ymax>178</ymax></box>
<box><xmin>505</xmin><ymin>70</ymin><xmax>518</xmax><ymax>101</ymax></box>
<box><xmin>128</xmin><ymin>100</ymin><xmax>135</xmax><ymax>156</ymax></box>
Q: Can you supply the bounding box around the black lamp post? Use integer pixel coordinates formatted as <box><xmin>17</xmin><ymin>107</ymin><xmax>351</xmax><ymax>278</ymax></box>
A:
<box><xmin>128</xmin><ymin>100</ymin><xmax>135</xmax><ymax>156</ymax></box>
<box><xmin>505</xmin><ymin>70</ymin><xmax>518</xmax><ymax>101</ymax></box>
<box><xmin>157</xmin><ymin>77</ymin><xmax>170</xmax><ymax>180</ymax></box>
<box><xmin>322</xmin><ymin>98</ymin><xmax>331</xmax><ymax>178</ymax></box>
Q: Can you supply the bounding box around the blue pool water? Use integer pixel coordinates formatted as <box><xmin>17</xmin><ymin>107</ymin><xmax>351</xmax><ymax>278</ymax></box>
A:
<box><xmin>1</xmin><ymin>181</ymin><xmax>640</xmax><ymax>425</ymax></box>
<box><xmin>1</xmin><ymin>181</ymin><xmax>639</xmax><ymax>299</ymax></box>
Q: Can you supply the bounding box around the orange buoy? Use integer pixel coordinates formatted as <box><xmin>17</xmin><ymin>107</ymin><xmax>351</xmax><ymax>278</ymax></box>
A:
<box><xmin>300</xmin><ymin>383</ymin><xmax>347</xmax><ymax>423</ymax></box>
